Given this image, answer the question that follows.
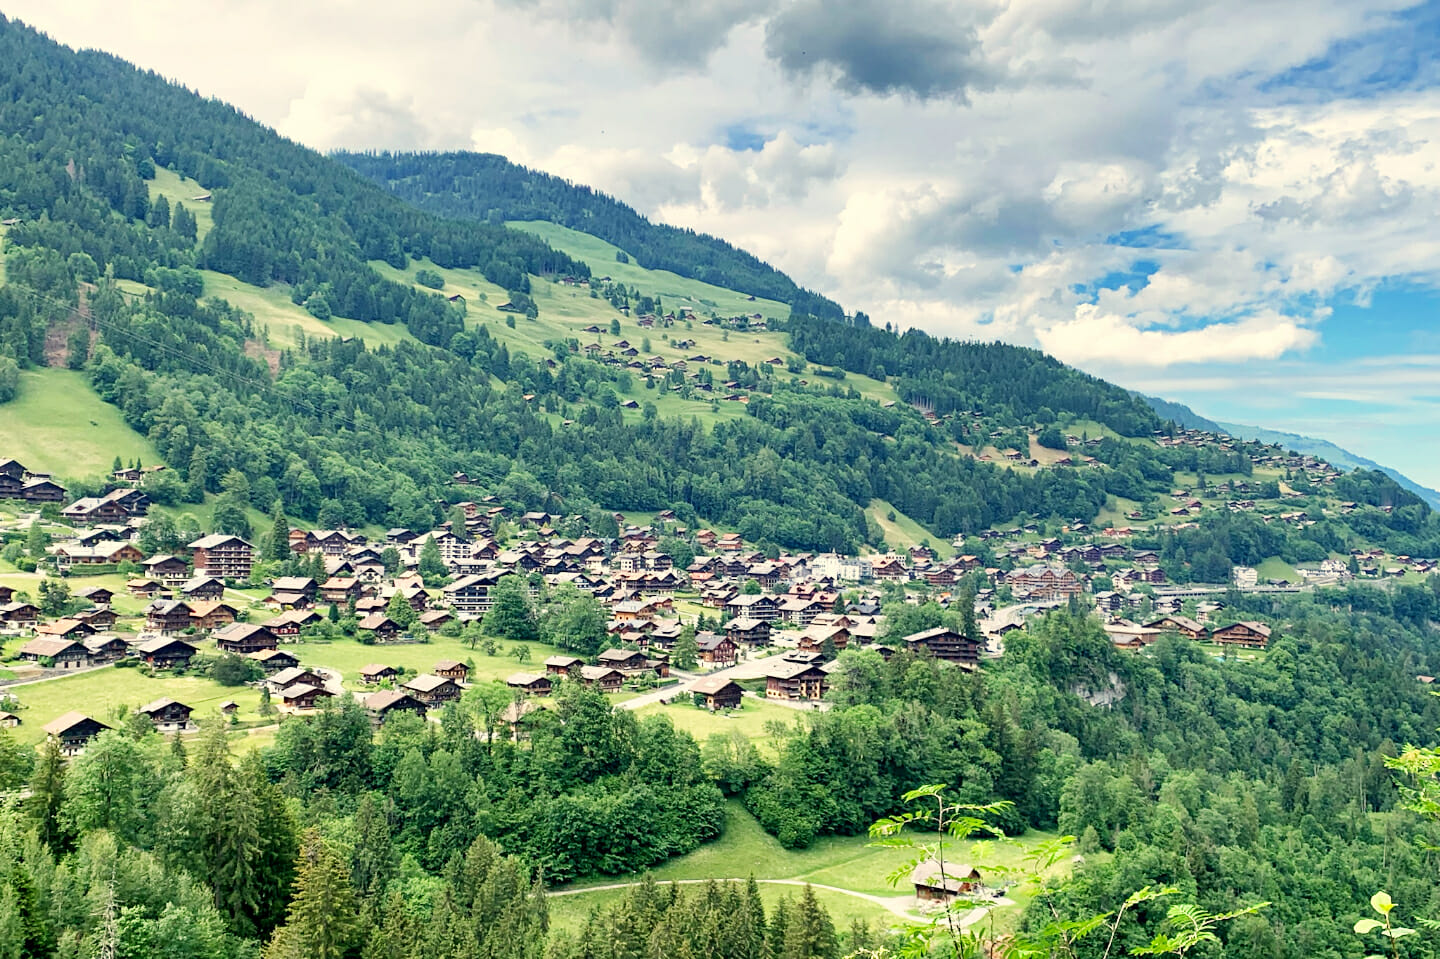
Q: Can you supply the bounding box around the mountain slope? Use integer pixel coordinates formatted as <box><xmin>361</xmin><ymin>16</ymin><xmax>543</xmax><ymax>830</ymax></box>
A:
<box><xmin>1139</xmin><ymin>393</ymin><xmax>1440</xmax><ymax>510</ymax></box>
<box><xmin>336</xmin><ymin>150</ymin><xmax>844</xmax><ymax>320</ymax></box>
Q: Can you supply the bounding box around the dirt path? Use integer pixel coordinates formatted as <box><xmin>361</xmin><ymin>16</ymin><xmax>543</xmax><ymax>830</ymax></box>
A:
<box><xmin>548</xmin><ymin>877</ymin><xmax>1006</xmax><ymax>927</ymax></box>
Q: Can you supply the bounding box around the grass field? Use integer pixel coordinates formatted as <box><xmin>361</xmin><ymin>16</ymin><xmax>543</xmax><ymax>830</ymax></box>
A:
<box><xmin>549</xmin><ymin>799</ymin><xmax>1067</xmax><ymax>934</ymax></box>
<box><xmin>1255</xmin><ymin>556</ymin><xmax>1302</xmax><ymax>584</ymax></box>
<box><xmin>147</xmin><ymin>167</ymin><xmax>215</xmax><ymax>242</ymax></box>
<box><xmin>506</xmin><ymin>221</ymin><xmax>792</xmax><ymax>322</ymax></box>
<box><xmin>635</xmin><ymin>695</ymin><xmax>807</xmax><ymax>755</ymax></box>
<box><xmin>0</xmin><ymin>368</ymin><xmax>159</xmax><ymax>479</ymax></box>
<box><xmin>0</xmin><ymin>666</ymin><xmax>265</xmax><ymax>745</ymax></box>
<box><xmin>867</xmin><ymin>499</ymin><xmax>954</xmax><ymax>558</ymax></box>
<box><xmin>282</xmin><ymin>634</ymin><xmax>565</xmax><ymax>685</ymax></box>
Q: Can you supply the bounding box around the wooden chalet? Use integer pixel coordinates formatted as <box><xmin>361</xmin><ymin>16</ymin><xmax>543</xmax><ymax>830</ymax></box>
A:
<box><xmin>179</xmin><ymin>576</ymin><xmax>226</xmax><ymax>601</ymax></box>
<box><xmin>359</xmin><ymin>663</ymin><xmax>400</xmax><ymax>684</ymax></box>
<box><xmin>42</xmin><ymin>712</ymin><xmax>110</xmax><ymax>756</ymax></box>
<box><xmin>910</xmin><ymin>860</ymin><xmax>983</xmax><ymax>903</ymax></box>
<box><xmin>268</xmin><ymin>666</ymin><xmax>327</xmax><ymax>692</ymax></box>
<box><xmin>0</xmin><ymin>602</ymin><xmax>39</xmax><ymax>628</ymax></box>
<box><xmin>544</xmin><ymin>655</ymin><xmax>583</xmax><ymax>677</ymax></box>
<box><xmin>17</xmin><ymin>637</ymin><xmax>89</xmax><ymax>669</ymax></box>
<box><xmin>138</xmin><ymin>698</ymin><xmax>194</xmax><ymax>732</ymax></box>
<box><xmin>356</xmin><ymin>613</ymin><xmax>400</xmax><ymax>641</ymax></box>
<box><xmin>140</xmin><ymin>554</ymin><xmax>190</xmax><ymax>586</ymax></box>
<box><xmin>269</xmin><ymin>576</ymin><xmax>318</xmax><ymax>606</ymax></box>
<box><xmin>364</xmin><ymin>689</ymin><xmax>428</xmax><ymax>725</ymax></box>
<box><xmin>696</xmin><ymin>633</ymin><xmax>738</xmax><ymax>666</ymax></box>
<box><xmin>724</xmin><ymin>617</ymin><xmax>772</xmax><ymax>647</ymax></box>
<box><xmin>281</xmin><ymin>684</ymin><xmax>332</xmax><ymax>711</ymax></box>
<box><xmin>1211</xmin><ymin>621</ymin><xmax>1272</xmax><ymax>648</ymax></box>
<box><xmin>596</xmin><ymin>648</ymin><xmax>650</xmax><ymax>675</ymax></box>
<box><xmin>82</xmin><ymin>635</ymin><xmax>130</xmax><ymax>663</ymax></box>
<box><xmin>691</xmin><ymin>676</ymin><xmax>744</xmax><ymax>710</ymax></box>
<box><xmin>403</xmin><ymin>674</ymin><xmax>463</xmax><ymax>706</ymax></box>
<box><xmin>434</xmin><ymin>660</ymin><xmax>470</xmax><ymax>683</ymax></box>
<box><xmin>127</xmin><ymin>578</ymin><xmax>168</xmax><ymax>599</ymax></box>
<box><xmin>506</xmin><ymin>672</ymin><xmax>554</xmax><ymax>697</ymax></box>
<box><xmin>76</xmin><ymin>586</ymin><xmax>115</xmax><ymax>606</ymax></box>
<box><xmin>74</xmin><ymin>607</ymin><xmax>118</xmax><ymax>631</ymax></box>
<box><xmin>188</xmin><ymin>600</ymin><xmax>238</xmax><ymax>631</ymax></box>
<box><xmin>145</xmin><ymin>599</ymin><xmax>192</xmax><ymax>633</ymax></box>
<box><xmin>247</xmin><ymin>648</ymin><xmax>301</xmax><ymax>673</ymax></box>
<box><xmin>320</xmin><ymin>576</ymin><xmax>365</xmax><ymax>605</ymax></box>
<box><xmin>35</xmin><ymin>618</ymin><xmax>96</xmax><ymax>641</ymax></box>
<box><xmin>212</xmin><ymin>622</ymin><xmax>278</xmax><ymax>655</ymax></box>
<box><xmin>0</xmin><ymin>712</ymin><xmax>19</xmax><ymax>728</ymax></box>
<box><xmin>902</xmin><ymin>627</ymin><xmax>980</xmax><ymax>667</ymax></box>
<box><xmin>1144</xmin><ymin>615</ymin><xmax>1209</xmax><ymax>640</ymax></box>
<box><xmin>764</xmin><ymin>660</ymin><xmax>828</xmax><ymax>701</ymax></box>
<box><xmin>578</xmin><ymin>665</ymin><xmax>625</xmax><ymax>693</ymax></box>
<box><xmin>134</xmin><ymin>636</ymin><xmax>198</xmax><ymax>669</ymax></box>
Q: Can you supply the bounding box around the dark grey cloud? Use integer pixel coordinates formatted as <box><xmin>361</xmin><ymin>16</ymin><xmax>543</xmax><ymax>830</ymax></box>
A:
<box><xmin>762</xmin><ymin>0</ymin><xmax>998</xmax><ymax>100</ymax></box>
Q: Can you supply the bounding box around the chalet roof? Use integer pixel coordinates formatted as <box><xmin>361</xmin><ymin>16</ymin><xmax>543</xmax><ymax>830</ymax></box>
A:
<box><xmin>506</xmin><ymin>672</ymin><xmax>549</xmax><ymax>687</ymax></box>
<box><xmin>180</xmin><ymin>576</ymin><xmax>225</xmax><ymax>593</ymax></box>
<box><xmin>909</xmin><ymin>859</ymin><xmax>981</xmax><ymax>892</ymax></box>
<box><xmin>270</xmin><ymin>666</ymin><xmax>322</xmax><ymax>687</ymax></box>
<box><xmin>691</xmin><ymin>676</ymin><xmax>742</xmax><ymax>695</ymax></box>
<box><xmin>764</xmin><ymin>659</ymin><xmax>827</xmax><ymax>679</ymax></box>
<box><xmin>282</xmin><ymin>683</ymin><xmax>330</xmax><ymax>700</ymax></box>
<box><xmin>403</xmin><ymin>674</ymin><xmax>455</xmax><ymax>693</ymax></box>
<box><xmin>579</xmin><ymin>665</ymin><xmax>624</xmax><ymax>681</ymax></box>
<box><xmin>135</xmin><ymin>636</ymin><xmax>198</xmax><ymax>655</ymax></box>
<box><xmin>19</xmin><ymin>637</ymin><xmax>85</xmax><ymax>657</ymax></box>
<box><xmin>598</xmin><ymin>648</ymin><xmax>645</xmax><ymax>664</ymax></box>
<box><xmin>545</xmin><ymin>655</ymin><xmax>583</xmax><ymax>668</ymax></box>
<box><xmin>360</xmin><ymin>663</ymin><xmax>397</xmax><ymax>676</ymax></box>
<box><xmin>903</xmin><ymin>626</ymin><xmax>965</xmax><ymax>643</ymax></box>
<box><xmin>366</xmin><ymin>689</ymin><xmax>423</xmax><ymax>712</ymax></box>
<box><xmin>248</xmin><ymin>648</ymin><xmax>297</xmax><ymax>662</ymax></box>
<box><xmin>434</xmin><ymin>659</ymin><xmax>467</xmax><ymax>671</ymax></box>
<box><xmin>138</xmin><ymin>697</ymin><xmax>191</xmax><ymax>716</ymax></box>
<box><xmin>42</xmin><ymin>711</ymin><xmax>110</xmax><ymax>737</ymax></box>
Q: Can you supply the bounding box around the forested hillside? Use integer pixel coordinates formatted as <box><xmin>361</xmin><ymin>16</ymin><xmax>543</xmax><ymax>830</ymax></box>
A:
<box><xmin>0</xmin><ymin>14</ymin><xmax>1201</xmax><ymax>549</ymax></box>
<box><xmin>336</xmin><ymin>150</ymin><xmax>845</xmax><ymax>320</ymax></box>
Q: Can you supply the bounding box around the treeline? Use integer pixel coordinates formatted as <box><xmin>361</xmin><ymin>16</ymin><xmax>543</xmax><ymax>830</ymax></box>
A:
<box><xmin>0</xmin><ymin>15</ymin><xmax>587</xmax><ymax>347</ymax></box>
<box><xmin>783</xmin><ymin>313</ymin><xmax>1161</xmax><ymax>437</ymax></box>
<box><xmin>738</xmin><ymin>600</ymin><xmax>1440</xmax><ymax>957</ymax></box>
<box><xmin>0</xmin><ymin>683</ymin><xmax>738</xmax><ymax>958</ymax></box>
<box><xmin>336</xmin><ymin>150</ymin><xmax>844</xmax><ymax>320</ymax></box>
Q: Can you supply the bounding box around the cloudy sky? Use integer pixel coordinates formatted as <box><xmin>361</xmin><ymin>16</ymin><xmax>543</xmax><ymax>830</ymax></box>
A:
<box><xmin>7</xmin><ymin>0</ymin><xmax>1440</xmax><ymax>483</ymax></box>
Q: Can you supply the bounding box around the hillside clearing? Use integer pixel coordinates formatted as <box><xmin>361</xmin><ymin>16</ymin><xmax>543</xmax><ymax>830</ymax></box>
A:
<box><xmin>0</xmin><ymin>368</ymin><xmax>159</xmax><ymax>478</ymax></box>
<box><xmin>867</xmin><ymin>499</ymin><xmax>954</xmax><ymax>558</ymax></box>
<box><xmin>146</xmin><ymin>167</ymin><xmax>214</xmax><ymax>241</ymax></box>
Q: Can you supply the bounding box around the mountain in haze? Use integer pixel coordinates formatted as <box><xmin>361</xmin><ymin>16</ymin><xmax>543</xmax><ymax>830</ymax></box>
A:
<box><xmin>335</xmin><ymin>151</ymin><xmax>844</xmax><ymax>320</ymax></box>
<box><xmin>1139</xmin><ymin>393</ymin><xmax>1440</xmax><ymax>510</ymax></box>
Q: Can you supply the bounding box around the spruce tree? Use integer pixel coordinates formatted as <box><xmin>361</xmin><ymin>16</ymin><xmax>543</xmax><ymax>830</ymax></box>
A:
<box><xmin>673</xmin><ymin>625</ymin><xmax>699</xmax><ymax>670</ymax></box>
<box><xmin>782</xmin><ymin>885</ymin><xmax>837</xmax><ymax>959</ymax></box>
<box><xmin>28</xmin><ymin>737</ymin><xmax>67</xmax><ymax>849</ymax></box>
<box><xmin>265</xmin><ymin>831</ymin><xmax>358</xmax><ymax>959</ymax></box>
<box><xmin>417</xmin><ymin>535</ymin><xmax>447</xmax><ymax>582</ymax></box>
<box><xmin>268</xmin><ymin>504</ymin><xmax>290</xmax><ymax>562</ymax></box>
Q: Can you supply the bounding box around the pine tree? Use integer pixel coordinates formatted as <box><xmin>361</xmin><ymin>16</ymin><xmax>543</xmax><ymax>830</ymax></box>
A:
<box><xmin>386</xmin><ymin>590</ymin><xmax>417</xmax><ymax>630</ymax></box>
<box><xmin>268</xmin><ymin>504</ymin><xmax>290</xmax><ymax>562</ymax></box>
<box><xmin>350</xmin><ymin>794</ymin><xmax>396</xmax><ymax>898</ymax></box>
<box><xmin>417</xmin><ymin>535</ymin><xmax>447</xmax><ymax>583</ymax></box>
<box><xmin>484</xmin><ymin>575</ymin><xmax>537</xmax><ymax>640</ymax></box>
<box><xmin>782</xmin><ymin>885</ymin><xmax>837</xmax><ymax>959</ymax></box>
<box><xmin>266</xmin><ymin>831</ymin><xmax>359</xmax><ymax>959</ymax></box>
<box><xmin>673</xmin><ymin>625</ymin><xmax>699</xmax><ymax>670</ymax></box>
<box><xmin>28</xmin><ymin>736</ymin><xmax>67</xmax><ymax>849</ymax></box>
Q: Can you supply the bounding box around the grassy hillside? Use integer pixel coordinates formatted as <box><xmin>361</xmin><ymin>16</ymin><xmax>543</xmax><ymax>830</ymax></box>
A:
<box><xmin>147</xmin><ymin>166</ymin><xmax>214</xmax><ymax>241</ymax></box>
<box><xmin>506</xmin><ymin>221</ymin><xmax>792</xmax><ymax>320</ymax></box>
<box><xmin>0</xmin><ymin>368</ymin><xmax>158</xmax><ymax>477</ymax></box>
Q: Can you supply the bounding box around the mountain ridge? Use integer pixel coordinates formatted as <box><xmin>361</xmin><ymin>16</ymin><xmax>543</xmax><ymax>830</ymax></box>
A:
<box><xmin>1138</xmin><ymin>393</ymin><xmax>1440</xmax><ymax>509</ymax></box>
